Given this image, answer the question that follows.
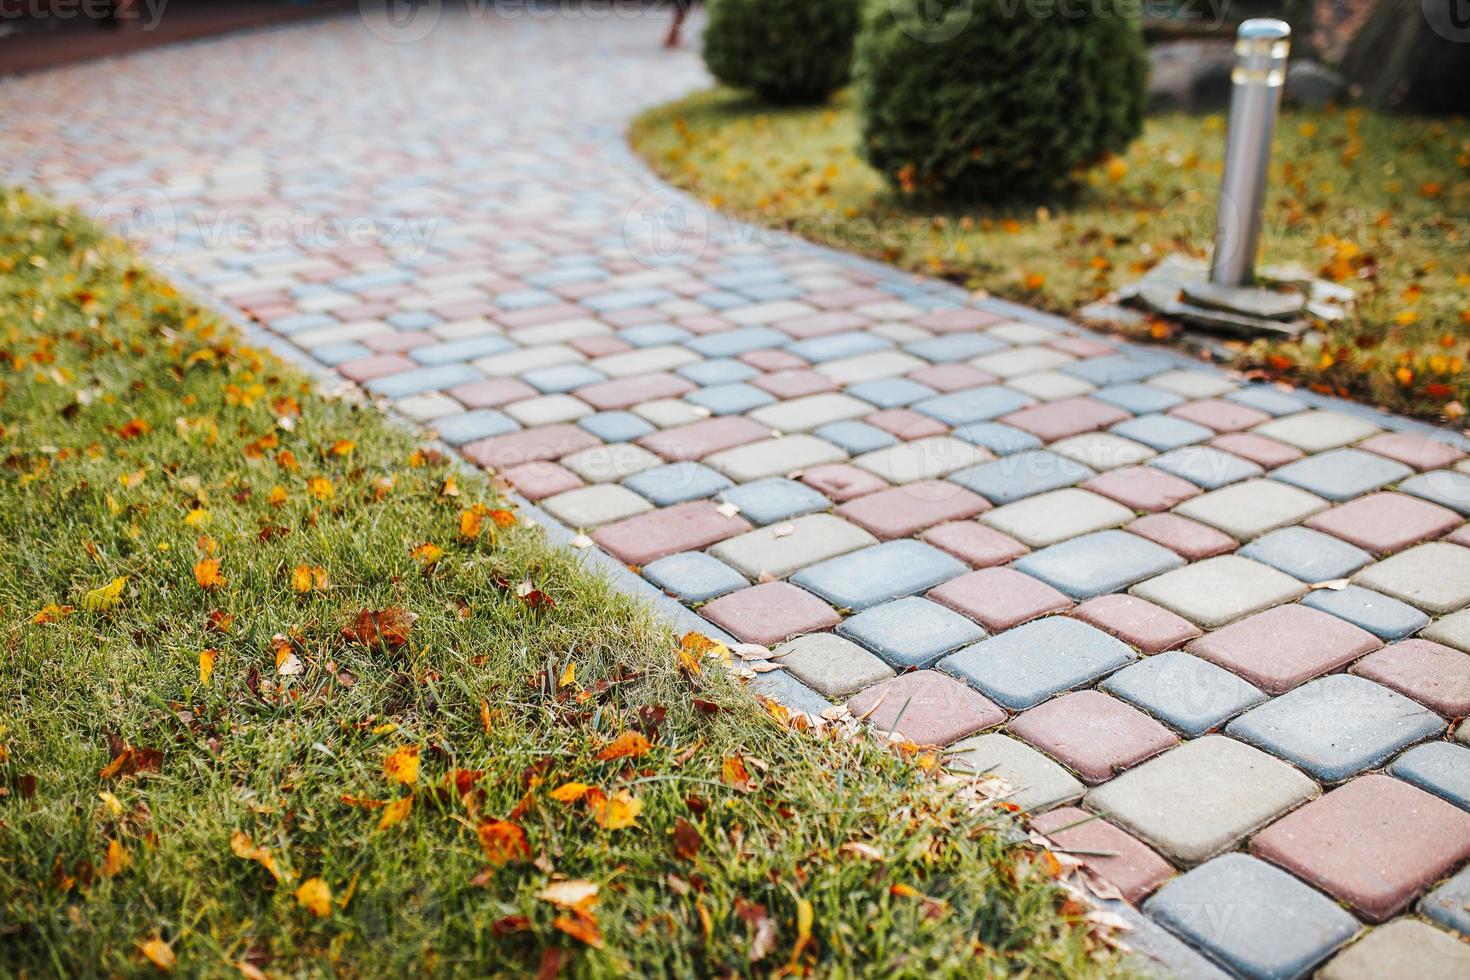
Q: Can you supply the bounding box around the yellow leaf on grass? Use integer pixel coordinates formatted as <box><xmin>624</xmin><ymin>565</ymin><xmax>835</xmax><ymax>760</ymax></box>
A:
<box><xmin>410</xmin><ymin>542</ymin><xmax>444</xmax><ymax>567</ymax></box>
<box><xmin>291</xmin><ymin>565</ymin><xmax>328</xmax><ymax>593</ymax></box>
<box><xmin>183</xmin><ymin>508</ymin><xmax>210</xmax><ymax>527</ymax></box>
<box><xmin>268</xmin><ymin>484</ymin><xmax>288</xmax><ymax>507</ymax></box>
<box><xmin>193</xmin><ymin>559</ymin><xmax>225</xmax><ymax>590</ymax></box>
<box><xmin>330</xmin><ymin>439</ymin><xmax>355</xmax><ymax>457</ymax></box>
<box><xmin>139</xmin><ymin>936</ymin><xmax>175</xmax><ymax>972</ymax></box>
<box><xmin>102</xmin><ymin>838</ymin><xmax>131</xmax><ymax>877</ymax></box>
<box><xmin>295</xmin><ymin>877</ymin><xmax>333</xmax><ymax>917</ymax></box>
<box><xmin>306</xmin><ymin>476</ymin><xmax>334</xmax><ymax>501</ymax></box>
<box><xmin>99</xmin><ymin>791</ymin><xmax>124</xmax><ymax>818</ymax></box>
<box><xmin>230</xmin><ymin>830</ymin><xmax>285</xmax><ymax>882</ymax></box>
<box><xmin>377</xmin><ymin>795</ymin><xmax>413</xmax><ymax>830</ymax></box>
<box><xmin>589</xmin><ymin>789</ymin><xmax>642</xmax><ymax>830</ymax></box>
<box><xmin>199</xmin><ymin>649</ymin><xmax>216</xmax><ymax>685</ymax></box>
<box><xmin>596</xmin><ymin>731</ymin><xmax>651</xmax><ymax>762</ymax></box>
<box><xmin>558</xmin><ymin>660</ymin><xmax>576</xmax><ymax>689</ymax></box>
<box><xmin>32</xmin><ymin>603</ymin><xmax>74</xmax><ymax>624</ymax></box>
<box><xmin>83</xmin><ymin>576</ymin><xmax>128</xmax><ymax>612</ymax></box>
<box><xmin>384</xmin><ymin>745</ymin><xmax>420</xmax><ymax>787</ymax></box>
<box><xmin>548</xmin><ymin>782</ymin><xmax>595</xmax><ymax>803</ymax></box>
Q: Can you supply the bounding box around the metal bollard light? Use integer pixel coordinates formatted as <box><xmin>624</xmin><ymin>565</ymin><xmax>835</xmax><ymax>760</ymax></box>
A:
<box><xmin>1210</xmin><ymin>19</ymin><xmax>1291</xmax><ymax>288</ymax></box>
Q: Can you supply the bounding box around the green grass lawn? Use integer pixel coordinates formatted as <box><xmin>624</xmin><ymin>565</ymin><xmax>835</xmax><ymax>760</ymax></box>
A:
<box><xmin>630</xmin><ymin>88</ymin><xmax>1470</xmax><ymax>423</ymax></box>
<box><xmin>0</xmin><ymin>187</ymin><xmax>1123</xmax><ymax>976</ymax></box>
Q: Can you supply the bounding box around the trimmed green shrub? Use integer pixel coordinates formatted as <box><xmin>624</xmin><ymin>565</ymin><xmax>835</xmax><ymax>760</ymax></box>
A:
<box><xmin>855</xmin><ymin>1</ymin><xmax>1149</xmax><ymax>200</ymax></box>
<box><xmin>702</xmin><ymin>0</ymin><xmax>863</xmax><ymax>104</ymax></box>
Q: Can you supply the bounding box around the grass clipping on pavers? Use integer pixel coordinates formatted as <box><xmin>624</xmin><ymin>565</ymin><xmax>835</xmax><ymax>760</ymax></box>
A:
<box><xmin>0</xmin><ymin>187</ymin><xmax>1125</xmax><ymax>976</ymax></box>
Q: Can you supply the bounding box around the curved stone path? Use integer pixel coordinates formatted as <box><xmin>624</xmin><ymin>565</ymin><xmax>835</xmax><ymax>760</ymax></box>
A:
<box><xmin>6</xmin><ymin>12</ymin><xmax>1470</xmax><ymax>977</ymax></box>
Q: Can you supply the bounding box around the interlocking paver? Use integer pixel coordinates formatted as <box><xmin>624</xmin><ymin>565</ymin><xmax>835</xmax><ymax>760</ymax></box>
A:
<box><xmin>1149</xmin><ymin>445</ymin><xmax>1264</xmax><ymax>489</ymax></box>
<box><xmin>541</xmin><ymin>484</ymin><xmax>653</xmax><ymax>528</ymax></box>
<box><xmin>798</xmin><ymin>463</ymin><xmax>888</xmax><ymax>502</ymax></box>
<box><xmin>948</xmin><ymin>450</ymin><xmax>1094</xmax><ymax>504</ymax></box>
<box><xmin>1227</xmin><ymin>674</ymin><xmax>1443</xmax><ymax>781</ymax></box>
<box><xmin>835</xmin><ymin>481</ymin><xmax>989</xmax><ymax>540</ymax></box>
<box><xmin>1207</xmin><ymin>431</ymin><xmax>1305</xmax><ymax>468</ymax></box>
<box><xmin>1425</xmin><ymin>608</ymin><xmax>1470</xmax><ymax>652</ymax></box>
<box><xmin>1251</xmin><ymin>774</ymin><xmax>1470</xmax><ymax>921</ymax></box>
<box><xmin>1124</xmin><ymin>513</ymin><xmax>1236</xmax><ymax>560</ymax></box>
<box><xmin>643</xmin><ymin>552</ymin><xmax>747</xmax><ymax>603</ymax></box>
<box><xmin>432</xmin><ymin>409</ymin><xmax>520</xmax><ymax>446</ymax></box>
<box><xmin>708</xmin><ymin>513</ymin><xmax>876</xmax><ymax>580</ymax></box>
<box><xmin>981</xmin><ymin>488</ymin><xmax>1134</xmax><ymax>547</ymax></box>
<box><xmin>771</xmin><ymin>633</ymin><xmax>895</xmax><ymax>698</ymax></box>
<box><xmin>622</xmin><ymin>462</ymin><xmax>732</xmax><ymax>506</ymax></box>
<box><xmin>1238</xmin><ymin>526</ymin><xmax>1372</xmax><ymax>582</ymax></box>
<box><xmin>1389</xmin><ymin>742</ymin><xmax>1470</xmax><ymax>810</ymax></box>
<box><xmin>940</xmin><ymin>617</ymin><xmax>1136</xmax><ymax>711</ymax></box>
<box><xmin>1013</xmin><ymin>530</ymin><xmax>1184</xmax><ymax>600</ymax></box>
<box><xmin>1302</xmin><ymin>584</ymin><xmax>1432</xmax><ymax>640</ymax></box>
<box><xmin>1005</xmin><ymin>370</ymin><xmax>1096</xmax><ymax>402</ymax></box>
<box><xmin>1145</xmin><ymin>854</ymin><xmax>1360</xmax><ymax>979</ymax></box>
<box><xmin>1353</xmin><ymin>541</ymin><xmax>1470</xmax><ymax>614</ymax></box>
<box><xmin>1084</xmin><ymin>736</ymin><xmax>1319</xmax><ymax>865</ymax></box>
<box><xmin>698</xmin><ymin>581</ymin><xmax>840</xmax><ymax>646</ymax></box>
<box><xmin>1132</xmin><ymin>555</ymin><xmax>1306</xmax><ymax>629</ymax></box>
<box><xmin>1110</xmin><ymin>414</ymin><xmax>1214</xmax><ymax>452</ymax></box>
<box><xmin>1080</xmin><ymin>466</ymin><xmax>1201</xmax><ymax>512</ymax></box>
<box><xmin>704</xmin><ymin>434</ymin><xmax>847</xmax><ymax>482</ymax></box>
<box><xmin>1071</xmin><ymin>594</ymin><xmax>1202</xmax><ymax>653</ymax></box>
<box><xmin>852</xmin><ymin>436</ymin><xmax>991</xmax><ymax>483</ymax></box>
<box><xmin>1317</xmin><ymin>919</ymin><xmax>1470</xmax><ymax>980</ymax></box>
<box><xmin>1048</xmin><ymin>432</ymin><xmax>1155</xmax><ymax>471</ymax></box>
<box><xmin>1253</xmin><ymin>409</ymin><xmax>1381</xmax><ymax>453</ymax></box>
<box><xmin>913</xmin><ymin>386</ymin><xmax>1033</xmax><ymax>426</ymax></box>
<box><xmin>501</xmin><ymin>461</ymin><xmax>584</xmax><ymax>500</ymax></box>
<box><xmin>1092</xmin><ymin>382</ymin><xmax>1185</xmax><ymax>415</ymax></box>
<box><xmin>1166</xmin><ymin>398</ymin><xmax>1271</xmax><ymax>433</ymax></box>
<box><xmin>999</xmin><ymin>397</ymin><xmax>1129</xmax><ymax>442</ymax></box>
<box><xmin>1358</xmin><ymin>431</ymin><xmax>1467</xmax><ymax>472</ymax></box>
<box><xmin>715</xmin><ymin>478</ymin><xmax>829</xmax><ymax>525</ymax></box>
<box><xmin>1031</xmin><ymin>807</ymin><xmax>1174</xmax><ymax>903</ymax></box>
<box><xmin>1188</xmin><ymin>603</ymin><xmax>1381</xmax><ymax>694</ymax></box>
<box><xmin>947</xmin><ymin>733</ymin><xmax>1084</xmax><ymax>813</ymax></box>
<box><xmin>1174</xmin><ymin>478</ymin><xmax>1329</xmax><ymax>540</ymax></box>
<box><xmin>1351</xmin><ymin>638</ymin><xmax>1470</xmax><ymax>717</ymax></box>
<box><xmin>560</xmin><ymin>443</ymin><xmax>662</xmax><ymax>484</ymax></box>
<box><xmin>929</xmin><ymin>567</ymin><xmax>1072</xmax><ymax>631</ymax></box>
<box><xmin>1007</xmin><ymin>691</ymin><xmax>1177</xmax><ymax>784</ymax></box>
<box><xmin>791</xmin><ymin>539</ymin><xmax>967</xmax><ymax>611</ymax></box>
<box><xmin>683</xmin><ymin>382</ymin><xmax>774</xmax><ymax>415</ymax></box>
<box><xmin>637</xmin><ymin>416</ymin><xmax>771</xmax><ymax>461</ymax></box>
<box><xmin>1268</xmin><ymin>447</ymin><xmax>1412</xmax><ymax>503</ymax></box>
<box><xmin>462</xmin><ymin>423</ymin><xmax>601</xmax><ymax>470</ymax></box>
<box><xmin>1101</xmin><ymin>651</ymin><xmax>1266</xmax><ymax>737</ymax></box>
<box><xmin>845</xmin><ymin>670</ymin><xmax>1006</xmax><ymax>746</ymax></box>
<box><xmin>920</xmin><ymin>521</ymin><xmax>1028</xmax><ymax>568</ymax></box>
<box><xmin>747</xmin><ymin>393</ymin><xmax>871</xmax><ymax>432</ymax></box>
<box><xmin>838</xmin><ymin>596</ymin><xmax>987</xmax><ymax>669</ymax></box>
<box><xmin>592</xmin><ymin>500</ymin><xmax>751</xmax><ymax>567</ymax></box>
<box><xmin>1421</xmin><ymin>866</ymin><xmax>1470</xmax><ymax>934</ymax></box>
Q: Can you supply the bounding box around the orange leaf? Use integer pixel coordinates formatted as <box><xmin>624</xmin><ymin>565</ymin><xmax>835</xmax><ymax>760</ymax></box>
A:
<box><xmin>722</xmin><ymin>755</ymin><xmax>753</xmax><ymax>791</ymax></box>
<box><xmin>342</xmin><ymin>607</ymin><xmax>417</xmax><ymax>650</ymax></box>
<box><xmin>549</xmin><ymin>782</ymin><xmax>595</xmax><ymax>803</ymax></box>
<box><xmin>589</xmin><ymin>789</ymin><xmax>642</xmax><ymax>830</ymax></box>
<box><xmin>102</xmin><ymin>838</ymin><xmax>130</xmax><ymax>877</ymax></box>
<box><xmin>139</xmin><ymin>936</ymin><xmax>175</xmax><ymax>972</ymax></box>
<box><xmin>306</xmin><ymin>476</ymin><xmax>334</xmax><ymax>501</ymax></box>
<box><xmin>596</xmin><ymin>731</ymin><xmax>651</xmax><ymax>762</ymax></box>
<box><xmin>229</xmin><ymin>830</ymin><xmax>285</xmax><ymax>883</ymax></box>
<box><xmin>477</xmin><ymin>819</ymin><xmax>531</xmax><ymax>865</ymax></box>
<box><xmin>383</xmin><ymin>745</ymin><xmax>420</xmax><ymax>787</ymax></box>
<box><xmin>377</xmin><ymin>796</ymin><xmax>413</xmax><ymax>830</ymax></box>
<box><xmin>295</xmin><ymin>877</ymin><xmax>333</xmax><ymax>917</ymax></box>
<box><xmin>553</xmin><ymin>909</ymin><xmax>603</xmax><ymax>948</ymax></box>
<box><xmin>193</xmin><ymin>558</ymin><xmax>225</xmax><ymax>590</ymax></box>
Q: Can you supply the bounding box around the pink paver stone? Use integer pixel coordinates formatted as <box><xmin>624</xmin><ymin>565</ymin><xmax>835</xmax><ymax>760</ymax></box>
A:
<box><xmin>638</xmin><ymin>416</ymin><xmax>772</xmax><ymax>461</ymax></box>
<box><xmin>914</xmin><ymin>308</ymin><xmax>1007</xmax><ymax>333</ymax></box>
<box><xmin>999</xmin><ymin>397</ymin><xmax>1130</xmax><ymax>442</ymax></box>
<box><xmin>740</xmin><ymin>349</ymin><xmax>808</xmax><ymax>371</ymax></box>
<box><xmin>449</xmin><ymin>377</ymin><xmax>538</xmax><ymax>409</ymax></box>
<box><xmin>907</xmin><ymin>363</ymin><xmax>997</xmax><ymax>392</ymax></box>
<box><xmin>1166</xmin><ymin>399</ymin><xmax>1271</xmax><ymax>433</ymax></box>
<box><xmin>1031</xmin><ymin>807</ymin><xmax>1174</xmax><ymax>903</ymax></box>
<box><xmin>1082</xmin><ymin>467</ymin><xmax>1202</xmax><ymax>513</ymax></box>
<box><xmin>1207</xmin><ymin>432</ymin><xmax>1305</xmax><ymax>469</ymax></box>
<box><xmin>1048</xmin><ymin>336</ymin><xmax>1116</xmax><ymax>358</ymax></box>
<box><xmin>845</xmin><ymin>671</ymin><xmax>1006</xmax><ymax>746</ymax></box>
<box><xmin>864</xmin><ymin>409</ymin><xmax>948</xmax><ymax>440</ymax></box>
<box><xmin>1070</xmin><ymin>594</ymin><xmax>1202</xmax><ymax>653</ymax></box>
<box><xmin>592</xmin><ymin>500</ymin><xmax>752</xmax><ymax>567</ymax></box>
<box><xmin>921</xmin><ymin>522</ymin><xmax>1029</xmax><ymax>568</ymax></box>
<box><xmin>751</xmin><ymin>369</ymin><xmax>839</xmax><ymax>399</ymax></box>
<box><xmin>1126</xmin><ymin>514</ymin><xmax>1237</xmax><ymax>559</ymax></box>
<box><xmin>1007</xmin><ymin>691</ymin><xmax>1177</xmax><ymax>784</ymax></box>
<box><xmin>576</xmin><ymin>372</ymin><xmax>696</xmax><ymax>411</ymax></box>
<box><xmin>800</xmin><ymin>464</ymin><xmax>890</xmax><ymax>502</ymax></box>
<box><xmin>1358</xmin><ymin>431</ymin><xmax>1467</xmax><ymax>472</ymax></box>
<box><xmin>569</xmin><ymin>335</ymin><xmax>632</xmax><ymax>358</ymax></box>
<box><xmin>1350</xmin><ymin>638</ymin><xmax>1470</xmax><ymax>717</ymax></box>
<box><xmin>500</xmin><ymin>461</ymin><xmax>585</xmax><ymax>500</ymax></box>
<box><xmin>363</xmin><ymin>331</ymin><xmax>435</xmax><ymax>353</ymax></box>
<box><xmin>1251</xmin><ymin>774</ymin><xmax>1470</xmax><ymax>922</ymax></box>
<box><xmin>1447</xmin><ymin>524</ymin><xmax>1470</xmax><ymax>548</ymax></box>
<box><xmin>807</xmin><ymin>287</ymin><xmax>887</xmax><ymax>310</ymax></box>
<box><xmin>775</xmin><ymin>311</ymin><xmax>869</xmax><ymax>339</ymax></box>
<box><xmin>928</xmin><ymin>567</ymin><xmax>1071</xmax><ymax>631</ymax></box>
<box><xmin>463</xmin><ymin>424</ymin><xmax>601</xmax><ymax>471</ymax></box>
<box><xmin>1305</xmin><ymin>492</ymin><xmax>1463</xmax><ymax>554</ymax></box>
<box><xmin>338</xmin><ymin>353</ymin><xmax>417</xmax><ymax>383</ymax></box>
<box><xmin>698</xmin><ymin>582</ymin><xmax>839</xmax><ymax>646</ymax></box>
<box><xmin>835</xmin><ymin>481</ymin><xmax>990</xmax><ymax>540</ymax></box>
<box><xmin>496</xmin><ymin>303</ymin><xmax>586</xmax><ymax>328</ymax></box>
<box><xmin>1187</xmin><ymin>604</ymin><xmax>1381</xmax><ymax>694</ymax></box>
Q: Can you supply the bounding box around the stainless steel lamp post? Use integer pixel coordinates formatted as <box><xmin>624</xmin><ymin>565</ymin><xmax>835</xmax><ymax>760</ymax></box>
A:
<box><xmin>1210</xmin><ymin>19</ymin><xmax>1291</xmax><ymax>288</ymax></box>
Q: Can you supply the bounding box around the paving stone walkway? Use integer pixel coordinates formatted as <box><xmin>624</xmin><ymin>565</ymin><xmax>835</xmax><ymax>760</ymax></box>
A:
<box><xmin>6</xmin><ymin>12</ymin><xmax>1470</xmax><ymax>978</ymax></box>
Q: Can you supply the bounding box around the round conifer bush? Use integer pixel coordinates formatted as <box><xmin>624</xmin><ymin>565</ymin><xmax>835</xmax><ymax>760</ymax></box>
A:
<box><xmin>702</xmin><ymin>0</ymin><xmax>863</xmax><ymax>104</ymax></box>
<box><xmin>854</xmin><ymin>1</ymin><xmax>1149</xmax><ymax>200</ymax></box>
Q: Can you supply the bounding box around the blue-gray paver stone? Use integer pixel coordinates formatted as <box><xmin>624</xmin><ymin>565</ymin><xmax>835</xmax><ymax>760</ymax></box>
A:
<box><xmin>811</xmin><ymin>420</ymin><xmax>895</xmax><ymax>456</ymax></box>
<box><xmin>1145</xmin><ymin>854</ymin><xmax>1360</xmax><ymax>980</ymax></box>
<box><xmin>844</xmin><ymin>378</ymin><xmax>936</xmax><ymax>408</ymax></box>
<box><xmin>578</xmin><ymin>411</ymin><xmax>656</xmax><ymax>443</ymax></box>
<box><xmin>1101</xmin><ymin>651</ymin><xmax>1267</xmax><ymax>737</ymax></box>
<box><xmin>904</xmin><ymin>334</ymin><xmax>1006</xmax><ymax>363</ymax></box>
<box><xmin>1092</xmin><ymin>383</ymin><xmax>1186</xmax><ymax>415</ymax></box>
<box><xmin>313</xmin><ymin>342</ymin><xmax>371</xmax><ymax>366</ymax></box>
<box><xmin>386</xmin><ymin>310</ymin><xmax>442</xmax><ymax>329</ymax></box>
<box><xmin>1013</xmin><ymin>529</ymin><xmax>1184</xmax><ymax>600</ymax></box>
<box><xmin>685</xmin><ymin>326</ymin><xmax>788</xmax><ymax>357</ymax></box>
<box><xmin>643</xmin><ymin>551</ymin><xmax>747</xmax><ymax>603</ymax></box>
<box><xmin>786</xmin><ymin>331</ymin><xmax>891</xmax><ymax>363</ymax></box>
<box><xmin>1268</xmin><ymin>448</ymin><xmax>1414</xmax><ymax>502</ymax></box>
<box><xmin>1239</xmin><ymin>527</ymin><xmax>1372</xmax><ymax>583</ymax></box>
<box><xmin>948</xmin><ymin>451</ymin><xmax>1095</xmax><ymax>504</ymax></box>
<box><xmin>915</xmin><ymin>386</ymin><xmax>1034</xmax><ymax>426</ymax></box>
<box><xmin>772</xmin><ymin>633</ymin><xmax>895</xmax><ymax>698</ymax></box>
<box><xmin>622</xmin><ymin>463</ymin><xmax>733</xmax><ymax>506</ymax></box>
<box><xmin>1062</xmin><ymin>353</ymin><xmax>1175</xmax><ymax>386</ymax></box>
<box><xmin>272</xmin><ymin>313</ymin><xmax>337</xmax><ymax>335</ymax></box>
<box><xmin>950</xmin><ymin>421</ymin><xmax>1043</xmax><ymax>455</ymax></box>
<box><xmin>619</xmin><ymin>324</ymin><xmax>691</xmax><ymax>347</ymax></box>
<box><xmin>938</xmin><ymin>616</ymin><xmax>1136</xmax><ymax>710</ymax></box>
<box><xmin>716</xmin><ymin>478</ymin><xmax>829</xmax><ymax>525</ymax></box>
<box><xmin>1301</xmin><ymin>584</ymin><xmax>1431</xmax><ymax>640</ymax></box>
<box><xmin>1110</xmin><ymin>415</ymin><xmax>1214</xmax><ymax>452</ymax></box>
<box><xmin>836</xmin><ymin>596</ymin><xmax>987</xmax><ymax>669</ymax></box>
<box><xmin>790</xmin><ymin>539</ymin><xmax>967</xmax><ymax>611</ymax></box>
<box><xmin>1420</xmin><ymin>865</ymin><xmax>1470</xmax><ymax>934</ymax></box>
<box><xmin>409</xmin><ymin>335</ymin><xmax>515</xmax><ymax>366</ymax></box>
<box><xmin>746</xmin><ymin>669</ymin><xmax>833</xmax><ymax>719</ymax></box>
<box><xmin>686</xmin><ymin>383</ymin><xmax>776</xmax><ymax>415</ymax></box>
<box><xmin>1149</xmin><ymin>446</ymin><xmax>1265</xmax><ymax>489</ymax></box>
<box><xmin>522</xmin><ymin>363</ymin><xmax>605</xmax><ymax>393</ymax></box>
<box><xmin>1225</xmin><ymin>385</ymin><xmax>1307</xmax><ymax>417</ymax></box>
<box><xmin>1388</xmin><ymin>741</ymin><xmax>1470</xmax><ymax>810</ymax></box>
<box><xmin>433</xmin><ymin>409</ymin><xmax>520</xmax><ymax>446</ymax></box>
<box><xmin>677</xmin><ymin>358</ymin><xmax>759</xmax><ymax>386</ymax></box>
<box><xmin>1226</xmin><ymin>674</ymin><xmax>1445</xmax><ymax>782</ymax></box>
<box><xmin>1399</xmin><ymin>470</ymin><xmax>1470</xmax><ymax>516</ymax></box>
<box><xmin>365</xmin><ymin>363</ymin><xmax>484</xmax><ymax>398</ymax></box>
